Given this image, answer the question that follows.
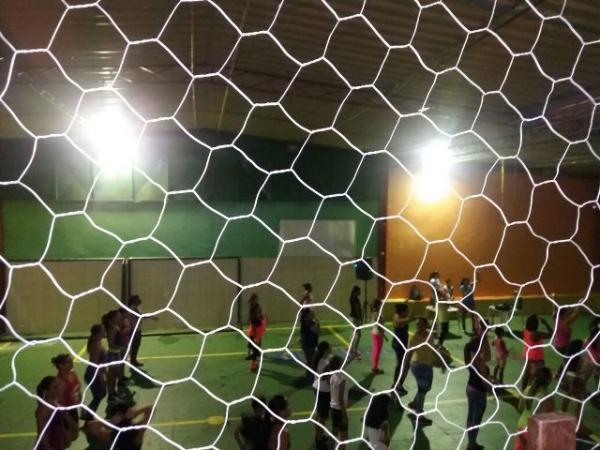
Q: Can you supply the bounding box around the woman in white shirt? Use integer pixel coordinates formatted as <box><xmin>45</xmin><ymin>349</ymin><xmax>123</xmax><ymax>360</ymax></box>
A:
<box><xmin>329</xmin><ymin>355</ymin><xmax>349</xmax><ymax>450</ymax></box>
<box><xmin>364</xmin><ymin>393</ymin><xmax>391</xmax><ymax>450</ymax></box>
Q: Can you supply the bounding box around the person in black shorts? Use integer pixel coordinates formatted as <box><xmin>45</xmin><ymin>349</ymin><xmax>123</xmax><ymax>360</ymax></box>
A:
<box><xmin>348</xmin><ymin>286</ymin><xmax>363</xmax><ymax>360</ymax></box>
<box><xmin>300</xmin><ymin>308</ymin><xmax>320</xmax><ymax>379</ymax></box>
<box><xmin>312</xmin><ymin>341</ymin><xmax>332</xmax><ymax>450</ymax></box>
<box><xmin>391</xmin><ymin>303</ymin><xmax>411</xmax><ymax>395</ymax></box>
<box><xmin>328</xmin><ymin>356</ymin><xmax>349</xmax><ymax>449</ymax></box>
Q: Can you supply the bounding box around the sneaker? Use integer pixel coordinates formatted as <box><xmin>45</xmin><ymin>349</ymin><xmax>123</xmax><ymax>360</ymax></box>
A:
<box><xmin>407</xmin><ymin>400</ymin><xmax>416</xmax><ymax>411</ymax></box>
<box><xmin>395</xmin><ymin>386</ymin><xmax>408</xmax><ymax>396</ymax></box>
<box><xmin>467</xmin><ymin>444</ymin><xmax>484</xmax><ymax>450</ymax></box>
<box><xmin>372</xmin><ymin>368</ymin><xmax>384</xmax><ymax>375</ymax></box>
<box><xmin>131</xmin><ymin>361</ymin><xmax>144</xmax><ymax>367</ymax></box>
<box><xmin>417</xmin><ymin>416</ymin><xmax>433</xmax><ymax>426</ymax></box>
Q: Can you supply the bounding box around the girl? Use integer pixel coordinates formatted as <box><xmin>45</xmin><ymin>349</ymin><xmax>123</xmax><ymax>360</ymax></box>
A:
<box><xmin>301</xmin><ymin>308</ymin><xmax>320</xmax><ymax>379</ymax></box>
<box><xmin>522</xmin><ymin>314</ymin><xmax>552</xmax><ymax>389</ymax></box>
<box><xmin>464</xmin><ymin>330</ymin><xmax>491</xmax><ymax>450</ymax></box>
<box><xmin>514</xmin><ymin>367</ymin><xmax>554</xmax><ymax>450</ymax></box>
<box><xmin>312</xmin><ymin>341</ymin><xmax>332</xmax><ymax>450</ymax></box>
<box><xmin>51</xmin><ymin>353</ymin><xmax>81</xmax><ymax>435</ymax></box>
<box><xmin>559</xmin><ymin>339</ymin><xmax>584</xmax><ymax>414</ymax></box>
<box><xmin>365</xmin><ymin>393</ymin><xmax>391</xmax><ymax>450</ymax></box>
<box><xmin>85</xmin><ymin>324</ymin><xmax>107</xmax><ymax>415</ymax></box>
<box><xmin>267</xmin><ymin>395</ymin><xmax>291</xmax><ymax>450</ymax></box>
<box><xmin>492</xmin><ymin>327</ymin><xmax>509</xmax><ymax>384</ymax></box>
<box><xmin>371</xmin><ymin>298</ymin><xmax>387</xmax><ymax>375</ymax></box>
<box><xmin>391</xmin><ymin>303</ymin><xmax>410</xmax><ymax>395</ymax></box>
<box><xmin>329</xmin><ymin>355</ymin><xmax>349</xmax><ymax>450</ymax></box>
<box><xmin>246</xmin><ymin>294</ymin><xmax>266</xmax><ymax>372</ymax></box>
<box><xmin>35</xmin><ymin>376</ymin><xmax>76</xmax><ymax>450</ymax></box>
<box><xmin>348</xmin><ymin>286</ymin><xmax>363</xmax><ymax>360</ymax></box>
<box><xmin>102</xmin><ymin>310</ymin><xmax>122</xmax><ymax>398</ymax></box>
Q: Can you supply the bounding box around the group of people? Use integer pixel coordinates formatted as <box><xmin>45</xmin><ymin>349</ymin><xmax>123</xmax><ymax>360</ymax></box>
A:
<box><xmin>34</xmin><ymin>295</ymin><xmax>155</xmax><ymax>450</ymax></box>
<box><xmin>240</xmin><ymin>278</ymin><xmax>600</xmax><ymax>450</ymax></box>
<box><xmin>33</xmin><ymin>279</ymin><xmax>599</xmax><ymax>450</ymax></box>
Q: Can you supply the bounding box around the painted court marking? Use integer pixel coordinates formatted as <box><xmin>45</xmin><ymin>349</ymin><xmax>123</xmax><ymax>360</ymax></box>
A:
<box><xmin>326</xmin><ymin>326</ymin><xmax>350</xmax><ymax>347</ymax></box>
<box><xmin>4</xmin><ymin>393</ymin><xmax>594</xmax><ymax>442</ymax></box>
<box><xmin>0</xmin><ymin>342</ymin><xmax>12</xmax><ymax>352</ymax></box>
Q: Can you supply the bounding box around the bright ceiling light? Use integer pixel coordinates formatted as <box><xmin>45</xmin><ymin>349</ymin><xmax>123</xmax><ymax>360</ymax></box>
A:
<box><xmin>414</xmin><ymin>140</ymin><xmax>453</xmax><ymax>203</ymax></box>
<box><xmin>88</xmin><ymin>110</ymin><xmax>138</xmax><ymax>174</ymax></box>
<box><xmin>420</xmin><ymin>140</ymin><xmax>453</xmax><ymax>175</ymax></box>
<box><xmin>414</xmin><ymin>172</ymin><xmax>451</xmax><ymax>202</ymax></box>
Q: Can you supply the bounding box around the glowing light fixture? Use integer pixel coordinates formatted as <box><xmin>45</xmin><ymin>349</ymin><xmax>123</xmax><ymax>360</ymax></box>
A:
<box><xmin>414</xmin><ymin>140</ymin><xmax>453</xmax><ymax>202</ymax></box>
<box><xmin>88</xmin><ymin>110</ymin><xmax>138</xmax><ymax>174</ymax></box>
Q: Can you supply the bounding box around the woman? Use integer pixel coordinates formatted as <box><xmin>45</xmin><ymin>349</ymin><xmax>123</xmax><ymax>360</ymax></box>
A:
<box><xmin>391</xmin><ymin>303</ymin><xmax>410</xmax><ymax>395</ymax></box>
<box><xmin>84</xmin><ymin>402</ymin><xmax>153</xmax><ymax>450</ymax></box>
<box><xmin>371</xmin><ymin>298</ymin><xmax>387</xmax><ymax>375</ymax></box>
<box><xmin>552</xmin><ymin>307</ymin><xmax>579</xmax><ymax>374</ymax></box>
<box><xmin>558</xmin><ymin>339</ymin><xmax>584</xmax><ymax>414</ymax></box>
<box><xmin>301</xmin><ymin>308</ymin><xmax>320</xmax><ymax>379</ymax></box>
<box><xmin>127</xmin><ymin>294</ymin><xmax>158</xmax><ymax>368</ymax></box>
<box><xmin>460</xmin><ymin>278</ymin><xmax>476</xmax><ymax>333</ymax></box>
<box><xmin>102</xmin><ymin>310</ymin><xmax>122</xmax><ymax>398</ymax></box>
<box><xmin>312</xmin><ymin>341</ymin><xmax>332</xmax><ymax>450</ymax></box>
<box><xmin>35</xmin><ymin>376</ymin><xmax>76</xmax><ymax>450</ymax></box>
<box><xmin>267</xmin><ymin>395</ymin><xmax>291</xmax><ymax>450</ymax></box>
<box><xmin>246</xmin><ymin>294</ymin><xmax>266</xmax><ymax>372</ymax></box>
<box><xmin>348</xmin><ymin>286</ymin><xmax>363</xmax><ymax>360</ymax></box>
<box><xmin>514</xmin><ymin>367</ymin><xmax>554</xmax><ymax>450</ymax></box>
<box><xmin>85</xmin><ymin>324</ymin><xmax>107</xmax><ymax>415</ymax></box>
<box><xmin>464</xmin><ymin>330</ymin><xmax>491</xmax><ymax>450</ymax></box>
<box><xmin>429</xmin><ymin>271</ymin><xmax>442</xmax><ymax>304</ymax></box>
<box><xmin>302</xmin><ymin>283</ymin><xmax>314</xmax><ymax>305</ymax></box>
<box><xmin>406</xmin><ymin>317</ymin><xmax>438</xmax><ymax>426</ymax></box>
<box><xmin>364</xmin><ymin>393</ymin><xmax>391</xmax><ymax>450</ymax></box>
<box><xmin>234</xmin><ymin>396</ymin><xmax>268</xmax><ymax>450</ymax></box>
<box><xmin>51</xmin><ymin>353</ymin><xmax>81</xmax><ymax>436</ymax></box>
<box><xmin>522</xmin><ymin>314</ymin><xmax>552</xmax><ymax>389</ymax></box>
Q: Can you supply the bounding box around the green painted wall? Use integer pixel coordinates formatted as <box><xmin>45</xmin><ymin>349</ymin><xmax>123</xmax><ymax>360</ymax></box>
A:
<box><xmin>2</xmin><ymin>199</ymin><xmax>379</xmax><ymax>260</ymax></box>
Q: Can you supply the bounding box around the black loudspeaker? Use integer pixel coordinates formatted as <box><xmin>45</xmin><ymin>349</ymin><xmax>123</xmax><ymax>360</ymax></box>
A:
<box><xmin>355</xmin><ymin>259</ymin><xmax>373</xmax><ymax>281</ymax></box>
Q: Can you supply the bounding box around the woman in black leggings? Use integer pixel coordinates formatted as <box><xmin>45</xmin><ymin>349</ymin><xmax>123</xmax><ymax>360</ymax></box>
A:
<box><xmin>391</xmin><ymin>303</ymin><xmax>411</xmax><ymax>396</ymax></box>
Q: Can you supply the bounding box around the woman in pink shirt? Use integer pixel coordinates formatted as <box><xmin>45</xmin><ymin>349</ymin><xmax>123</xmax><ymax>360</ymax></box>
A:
<box><xmin>522</xmin><ymin>314</ymin><xmax>552</xmax><ymax>389</ymax></box>
<box><xmin>553</xmin><ymin>308</ymin><xmax>579</xmax><ymax>352</ymax></box>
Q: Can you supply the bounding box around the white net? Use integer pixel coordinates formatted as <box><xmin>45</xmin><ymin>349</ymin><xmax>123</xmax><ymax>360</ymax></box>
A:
<box><xmin>0</xmin><ymin>1</ymin><xmax>599</xmax><ymax>450</ymax></box>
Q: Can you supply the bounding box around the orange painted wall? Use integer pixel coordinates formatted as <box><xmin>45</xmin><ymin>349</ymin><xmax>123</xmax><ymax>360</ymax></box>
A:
<box><xmin>385</xmin><ymin>165</ymin><xmax>600</xmax><ymax>300</ymax></box>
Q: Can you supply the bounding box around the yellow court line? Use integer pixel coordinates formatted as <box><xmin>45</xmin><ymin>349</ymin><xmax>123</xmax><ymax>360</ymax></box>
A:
<box><xmin>326</xmin><ymin>326</ymin><xmax>349</xmax><ymax>347</ymax></box>
<box><xmin>0</xmin><ymin>405</ymin><xmax>369</xmax><ymax>439</ymax></box>
<box><xmin>140</xmin><ymin>352</ymin><xmax>244</xmax><ymax>361</ymax></box>
<box><xmin>2</xmin><ymin>397</ymin><xmax>599</xmax><ymax>443</ymax></box>
<box><xmin>77</xmin><ymin>344</ymin><xmax>87</xmax><ymax>357</ymax></box>
<box><xmin>0</xmin><ymin>342</ymin><xmax>11</xmax><ymax>352</ymax></box>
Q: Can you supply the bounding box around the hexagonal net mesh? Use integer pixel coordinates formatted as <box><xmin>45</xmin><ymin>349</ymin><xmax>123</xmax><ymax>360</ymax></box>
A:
<box><xmin>0</xmin><ymin>1</ymin><xmax>599</xmax><ymax>449</ymax></box>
